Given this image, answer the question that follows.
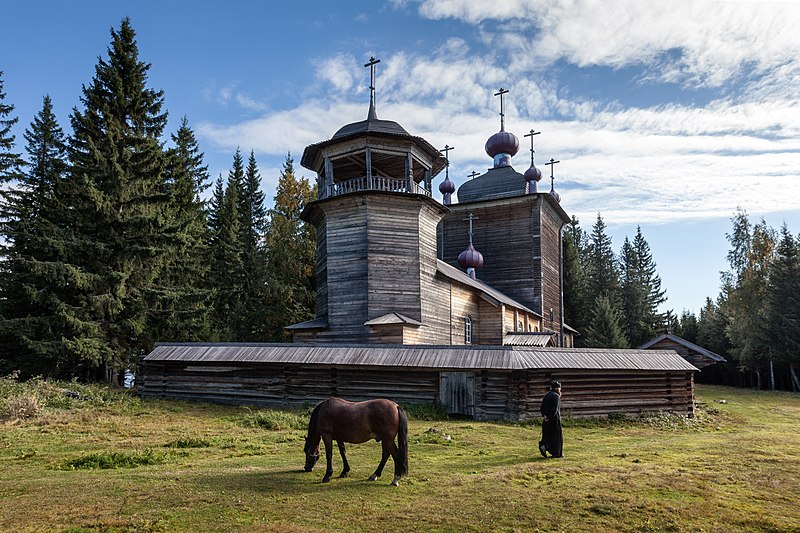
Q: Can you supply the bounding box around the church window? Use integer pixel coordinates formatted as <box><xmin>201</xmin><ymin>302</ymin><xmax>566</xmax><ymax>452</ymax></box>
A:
<box><xmin>465</xmin><ymin>316</ymin><xmax>473</xmax><ymax>344</ymax></box>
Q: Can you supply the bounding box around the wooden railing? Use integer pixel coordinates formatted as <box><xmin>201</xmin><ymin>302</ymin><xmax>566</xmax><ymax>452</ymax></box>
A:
<box><xmin>322</xmin><ymin>176</ymin><xmax>431</xmax><ymax>199</ymax></box>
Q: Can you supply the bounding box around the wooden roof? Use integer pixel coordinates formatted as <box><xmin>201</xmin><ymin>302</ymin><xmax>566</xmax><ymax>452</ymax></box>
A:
<box><xmin>504</xmin><ymin>333</ymin><xmax>554</xmax><ymax>347</ymax></box>
<box><xmin>364</xmin><ymin>312</ymin><xmax>423</xmax><ymax>327</ymax></box>
<box><xmin>639</xmin><ymin>333</ymin><xmax>727</xmax><ymax>362</ymax></box>
<box><xmin>284</xmin><ymin>317</ymin><xmax>328</xmax><ymax>331</ymax></box>
<box><xmin>144</xmin><ymin>343</ymin><xmax>698</xmax><ymax>372</ymax></box>
<box><xmin>436</xmin><ymin>260</ymin><xmax>540</xmax><ymax>317</ymax></box>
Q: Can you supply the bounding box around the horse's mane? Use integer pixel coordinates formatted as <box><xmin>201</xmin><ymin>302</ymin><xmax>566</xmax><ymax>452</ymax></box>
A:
<box><xmin>304</xmin><ymin>400</ymin><xmax>326</xmax><ymax>453</ymax></box>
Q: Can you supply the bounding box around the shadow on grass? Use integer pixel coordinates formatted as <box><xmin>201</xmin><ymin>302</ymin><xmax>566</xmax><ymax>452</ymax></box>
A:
<box><xmin>192</xmin><ymin>467</ymin><xmax>399</xmax><ymax>496</ymax></box>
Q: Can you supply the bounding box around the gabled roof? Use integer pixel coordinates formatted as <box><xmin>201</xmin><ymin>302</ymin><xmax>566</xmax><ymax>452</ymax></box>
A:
<box><xmin>504</xmin><ymin>332</ymin><xmax>555</xmax><ymax>347</ymax></box>
<box><xmin>639</xmin><ymin>333</ymin><xmax>726</xmax><ymax>362</ymax></box>
<box><xmin>436</xmin><ymin>260</ymin><xmax>541</xmax><ymax>317</ymax></box>
<box><xmin>145</xmin><ymin>343</ymin><xmax>698</xmax><ymax>372</ymax></box>
<box><xmin>364</xmin><ymin>312</ymin><xmax>423</xmax><ymax>327</ymax></box>
<box><xmin>284</xmin><ymin>317</ymin><xmax>328</xmax><ymax>331</ymax></box>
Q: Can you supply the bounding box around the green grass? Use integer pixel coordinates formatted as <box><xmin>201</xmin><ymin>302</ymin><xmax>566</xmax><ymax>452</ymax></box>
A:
<box><xmin>1</xmin><ymin>377</ymin><xmax>799</xmax><ymax>532</ymax></box>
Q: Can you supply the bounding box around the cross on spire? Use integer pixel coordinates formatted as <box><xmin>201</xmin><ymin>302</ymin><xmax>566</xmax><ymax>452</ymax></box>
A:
<box><xmin>494</xmin><ymin>88</ymin><xmax>509</xmax><ymax>131</ymax></box>
<box><xmin>441</xmin><ymin>144</ymin><xmax>455</xmax><ymax>179</ymax></box>
<box><xmin>364</xmin><ymin>56</ymin><xmax>381</xmax><ymax>118</ymax></box>
<box><xmin>464</xmin><ymin>212</ymin><xmax>479</xmax><ymax>244</ymax></box>
<box><xmin>467</xmin><ymin>170</ymin><xmax>480</xmax><ymax>180</ymax></box>
<box><xmin>524</xmin><ymin>129</ymin><xmax>541</xmax><ymax>165</ymax></box>
<box><xmin>545</xmin><ymin>158</ymin><xmax>561</xmax><ymax>189</ymax></box>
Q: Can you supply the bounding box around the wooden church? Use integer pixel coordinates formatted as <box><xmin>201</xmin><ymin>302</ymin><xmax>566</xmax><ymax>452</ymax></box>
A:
<box><xmin>140</xmin><ymin>59</ymin><xmax>696</xmax><ymax>419</ymax></box>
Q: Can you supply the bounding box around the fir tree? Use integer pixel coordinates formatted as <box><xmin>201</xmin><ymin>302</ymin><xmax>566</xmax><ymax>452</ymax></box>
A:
<box><xmin>675</xmin><ymin>310</ymin><xmax>699</xmax><ymax>344</ymax></box>
<box><xmin>583</xmin><ymin>296</ymin><xmax>629</xmax><ymax>348</ymax></box>
<box><xmin>562</xmin><ymin>216</ymin><xmax>589</xmax><ymax>339</ymax></box>
<box><xmin>237</xmin><ymin>150</ymin><xmax>269</xmax><ymax>340</ymax></box>
<box><xmin>62</xmin><ymin>18</ymin><xmax>170</xmax><ymax>383</ymax></box>
<box><xmin>209</xmin><ymin>172</ymin><xmax>244</xmax><ymax>341</ymax></box>
<box><xmin>761</xmin><ymin>225</ymin><xmax>800</xmax><ymax>391</ymax></box>
<box><xmin>586</xmin><ymin>213</ymin><xmax>621</xmax><ymax>305</ymax></box>
<box><xmin>697</xmin><ymin>296</ymin><xmax>730</xmax><ymax>359</ymax></box>
<box><xmin>0</xmin><ymin>71</ymin><xmax>23</xmax><ymax>183</ymax></box>
<box><xmin>264</xmin><ymin>153</ymin><xmax>316</xmax><ymax>340</ymax></box>
<box><xmin>0</xmin><ymin>94</ymin><xmax>69</xmax><ymax>375</ymax></box>
<box><xmin>148</xmin><ymin>117</ymin><xmax>213</xmax><ymax>343</ymax></box>
<box><xmin>620</xmin><ymin>227</ymin><xmax>666</xmax><ymax>346</ymax></box>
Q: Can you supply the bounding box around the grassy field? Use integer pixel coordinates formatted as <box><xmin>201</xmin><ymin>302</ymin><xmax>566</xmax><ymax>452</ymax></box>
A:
<box><xmin>1</xmin><ymin>378</ymin><xmax>798</xmax><ymax>532</ymax></box>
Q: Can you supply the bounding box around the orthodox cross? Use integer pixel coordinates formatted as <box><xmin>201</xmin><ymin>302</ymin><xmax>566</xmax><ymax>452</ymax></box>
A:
<box><xmin>545</xmin><ymin>158</ymin><xmax>561</xmax><ymax>189</ymax></box>
<box><xmin>524</xmin><ymin>129</ymin><xmax>541</xmax><ymax>165</ymax></box>
<box><xmin>364</xmin><ymin>56</ymin><xmax>381</xmax><ymax>111</ymax></box>
<box><xmin>494</xmin><ymin>87</ymin><xmax>509</xmax><ymax>131</ymax></box>
<box><xmin>464</xmin><ymin>212</ymin><xmax>479</xmax><ymax>244</ymax></box>
<box><xmin>441</xmin><ymin>144</ymin><xmax>455</xmax><ymax>179</ymax></box>
<box><xmin>467</xmin><ymin>170</ymin><xmax>480</xmax><ymax>180</ymax></box>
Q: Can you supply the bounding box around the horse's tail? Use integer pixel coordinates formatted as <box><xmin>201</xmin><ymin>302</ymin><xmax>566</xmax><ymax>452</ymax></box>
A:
<box><xmin>397</xmin><ymin>405</ymin><xmax>409</xmax><ymax>477</ymax></box>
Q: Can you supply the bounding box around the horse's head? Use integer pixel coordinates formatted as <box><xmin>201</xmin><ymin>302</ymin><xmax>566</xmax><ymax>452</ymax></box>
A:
<box><xmin>304</xmin><ymin>436</ymin><xmax>320</xmax><ymax>472</ymax></box>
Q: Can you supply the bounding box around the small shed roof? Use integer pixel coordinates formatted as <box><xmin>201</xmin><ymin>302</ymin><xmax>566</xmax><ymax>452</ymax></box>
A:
<box><xmin>284</xmin><ymin>317</ymin><xmax>328</xmax><ymax>331</ymax></box>
<box><xmin>144</xmin><ymin>343</ymin><xmax>698</xmax><ymax>372</ymax></box>
<box><xmin>505</xmin><ymin>333</ymin><xmax>554</xmax><ymax>347</ymax></box>
<box><xmin>639</xmin><ymin>334</ymin><xmax>726</xmax><ymax>363</ymax></box>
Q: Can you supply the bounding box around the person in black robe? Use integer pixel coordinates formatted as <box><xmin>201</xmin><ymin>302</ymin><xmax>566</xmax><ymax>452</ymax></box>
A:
<box><xmin>538</xmin><ymin>381</ymin><xmax>563</xmax><ymax>458</ymax></box>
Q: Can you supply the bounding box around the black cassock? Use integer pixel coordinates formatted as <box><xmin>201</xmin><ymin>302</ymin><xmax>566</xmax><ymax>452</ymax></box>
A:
<box><xmin>539</xmin><ymin>390</ymin><xmax>563</xmax><ymax>458</ymax></box>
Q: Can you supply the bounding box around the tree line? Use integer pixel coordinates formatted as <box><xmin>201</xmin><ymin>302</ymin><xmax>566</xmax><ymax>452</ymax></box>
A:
<box><xmin>0</xmin><ymin>19</ymin><xmax>316</xmax><ymax>384</ymax></box>
<box><xmin>562</xmin><ymin>214</ymin><xmax>666</xmax><ymax>349</ymax></box>
<box><xmin>564</xmin><ymin>210</ymin><xmax>800</xmax><ymax>392</ymax></box>
<box><xmin>669</xmin><ymin>211</ymin><xmax>800</xmax><ymax>392</ymax></box>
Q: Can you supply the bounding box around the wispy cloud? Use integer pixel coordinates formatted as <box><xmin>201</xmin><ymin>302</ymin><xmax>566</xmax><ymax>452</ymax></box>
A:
<box><xmin>195</xmin><ymin>2</ymin><xmax>800</xmax><ymax>226</ymax></box>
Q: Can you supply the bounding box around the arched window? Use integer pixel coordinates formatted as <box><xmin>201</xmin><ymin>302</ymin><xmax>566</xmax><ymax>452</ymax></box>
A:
<box><xmin>464</xmin><ymin>316</ymin><xmax>473</xmax><ymax>344</ymax></box>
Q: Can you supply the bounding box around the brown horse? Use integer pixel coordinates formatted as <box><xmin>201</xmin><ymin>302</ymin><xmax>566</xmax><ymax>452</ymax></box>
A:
<box><xmin>304</xmin><ymin>397</ymin><xmax>408</xmax><ymax>486</ymax></box>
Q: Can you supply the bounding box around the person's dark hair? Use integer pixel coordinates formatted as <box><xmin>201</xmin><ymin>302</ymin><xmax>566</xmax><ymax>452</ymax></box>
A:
<box><xmin>551</xmin><ymin>381</ymin><xmax>561</xmax><ymax>390</ymax></box>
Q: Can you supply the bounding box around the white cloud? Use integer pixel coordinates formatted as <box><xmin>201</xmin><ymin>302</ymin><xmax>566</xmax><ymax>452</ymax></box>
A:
<box><xmin>417</xmin><ymin>0</ymin><xmax>800</xmax><ymax>88</ymax></box>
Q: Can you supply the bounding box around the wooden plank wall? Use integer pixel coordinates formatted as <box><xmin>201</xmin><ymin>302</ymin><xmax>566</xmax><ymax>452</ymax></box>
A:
<box><xmin>647</xmin><ymin>338</ymin><xmax>714</xmax><ymax>368</ymax></box>
<box><xmin>140</xmin><ymin>363</ymin><xmax>694</xmax><ymax>420</ymax></box>
<box><xmin>540</xmin><ymin>200</ymin><xmax>564</xmax><ymax>333</ymax></box>
<box><xmin>418</xmin><ymin>201</ymin><xmax>453</xmax><ymax>344</ymax></box>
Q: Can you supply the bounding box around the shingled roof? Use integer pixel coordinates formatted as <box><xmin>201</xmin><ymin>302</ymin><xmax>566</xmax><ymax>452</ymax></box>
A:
<box><xmin>145</xmin><ymin>343</ymin><xmax>698</xmax><ymax>372</ymax></box>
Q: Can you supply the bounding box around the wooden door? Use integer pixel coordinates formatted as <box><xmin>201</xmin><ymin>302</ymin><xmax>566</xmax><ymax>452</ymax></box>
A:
<box><xmin>440</xmin><ymin>372</ymin><xmax>475</xmax><ymax>416</ymax></box>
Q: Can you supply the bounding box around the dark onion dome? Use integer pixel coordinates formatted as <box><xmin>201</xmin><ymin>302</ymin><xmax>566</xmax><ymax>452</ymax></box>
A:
<box><xmin>458</xmin><ymin>243</ymin><xmax>484</xmax><ymax>269</ymax></box>
<box><xmin>439</xmin><ymin>175</ymin><xmax>456</xmax><ymax>194</ymax></box>
<box><xmin>524</xmin><ymin>163</ymin><xmax>542</xmax><ymax>182</ymax></box>
<box><xmin>485</xmin><ymin>131</ymin><xmax>520</xmax><ymax>159</ymax></box>
<box><xmin>549</xmin><ymin>187</ymin><xmax>561</xmax><ymax>203</ymax></box>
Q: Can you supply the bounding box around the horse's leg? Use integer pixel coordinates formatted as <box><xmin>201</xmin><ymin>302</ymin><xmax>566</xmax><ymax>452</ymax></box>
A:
<box><xmin>368</xmin><ymin>440</ymin><xmax>391</xmax><ymax>481</ymax></box>
<box><xmin>321</xmin><ymin>435</ymin><xmax>334</xmax><ymax>483</ymax></box>
<box><xmin>387</xmin><ymin>440</ymin><xmax>402</xmax><ymax>486</ymax></box>
<box><xmin>337</xmin><ymin>440</ymin><xmax>350</xmax><ymax>478</ymax></box>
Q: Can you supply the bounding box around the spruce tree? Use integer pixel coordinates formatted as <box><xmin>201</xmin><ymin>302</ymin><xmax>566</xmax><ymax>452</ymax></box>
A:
<box><xmin>697</xmin><ymin>296</ymin><xmax>730</xmax><ymax>359</ymax></box>
<box><xmin>209</xmin><ymin>173</ymin><xmax>244</xmax><ymax>341</ymax></box>
<box><xmin>586</xmin><ymin>213</ymin><xmax>621</xmax><ymax>305</ymax></box>
<box><xmin>0</xmin><ymin>95</ymin><xmax>71</xmax><ymax>376</ymax></box>
<box><xmin>149</xmin><ymin>117</ymin><xmax>213</xmax><ymax>343</ymax></box>
<box><xmin>583</xmin><ymin>296</ymin><xmax>629</xmax><ymax>348</ymax></box>
<box><xmin>0</xmin><ymin>71</ymin><xmax>22</xmax><ymax>183</ymax></box>
<box><xmin>264</xmin><ymin>153</ymin><xmax>316</xmax><ymax>340</ymax></box>
<box><xmin>761</xmin><ymin>225</ymin><xmax>800</xmax><ymax>391</ymax></box>
<box><xmin>237</xmin><ymin>150</ymin><xmax>269</xmax><ymax>340</ymax></box>
<box><xmin>676</xmin><ymin>310</ymin><xmax>699</xmax><ymax>344</ymax></box>
<box><xmin>562</xmin><ymin>216</ymin><xmax>589</xmax><ymax>339</ymax></box>
<box><xmin>63</xmin><ymin>18</ymin><xmax>170</xmax><ymax>383</ymax></box>
<box><xmin>621</xmin><ymin>227</ymin><xmax>667</xmax><ymax>346</ymax></box>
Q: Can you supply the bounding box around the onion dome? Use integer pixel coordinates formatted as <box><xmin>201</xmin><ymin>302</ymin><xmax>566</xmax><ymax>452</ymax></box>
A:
<box><xmin>485</xmin><ymin>131</ymin><xmax>520</xmax><ymax>159</ymax></box>
<box><xmin>549</xmin><ymin>178</ymin><xmax>561</xmax><ymax>203</ymax></box>
<box><xmin>439</xmin><ymin>175</ymin><xmax>455</xmax><ymax>195</ymax></box>
<box><xmin>524</xmin><ymin>164</ymin><xmax>542</xmax><ymax>182</ymax></box>
<box><xmin>458</xmin><ymin>243</ymin><xmax>484</xmax><ymax>269</ymax></box>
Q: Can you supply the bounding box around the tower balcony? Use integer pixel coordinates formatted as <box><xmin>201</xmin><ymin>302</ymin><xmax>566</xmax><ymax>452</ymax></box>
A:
<box><xmin>321</xmin><ymin>174</ymin><xmax>432</xmax><ymax>200</ymax></box>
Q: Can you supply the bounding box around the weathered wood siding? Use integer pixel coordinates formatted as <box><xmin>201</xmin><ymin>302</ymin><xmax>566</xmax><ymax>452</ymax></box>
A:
<box><xmin>449</xmin><ymin>284</ymin><xmax>480</xmax><ymax>344</ymax></box>
<box><xmin>140</xmin><ymin>362</ymin><xmax>694</xmax><ymax>420</ymax></box>
<box><xmin>476</xmin><ymin>299</ymin><xmax>503</xmax><ymax>345</ymax></box>
<box><xmin>441</xmin><ymin>194</ymin><xmax>569</xmax><ymax>343</ymax></box>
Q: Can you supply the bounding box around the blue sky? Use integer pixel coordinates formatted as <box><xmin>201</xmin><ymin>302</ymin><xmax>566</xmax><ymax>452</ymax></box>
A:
<box><xmin>4</xmin><ymin>0</ymin><xmax>800</xmax><ymax>316</ymax></box>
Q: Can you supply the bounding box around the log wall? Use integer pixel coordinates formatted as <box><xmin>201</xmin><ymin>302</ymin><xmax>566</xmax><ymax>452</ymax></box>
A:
<box><xmin>139</xmin><ymin>362</ymin><xmax>694</xmax><ymax>420</ymax></box>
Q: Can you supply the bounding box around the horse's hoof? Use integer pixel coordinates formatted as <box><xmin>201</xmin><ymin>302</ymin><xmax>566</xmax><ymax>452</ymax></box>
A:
<box><xmin>322</xmin><ymin>477</ymin><xmax>331</xmax><ymax>483</ymax></box>
<box><xmin>368</xmin><ymin>474</ymin><xmax>378</xmax><ymax>481</ymax></box>
<box><xmin>390</xmin><ymin>480</ymin><xmax>399</xmax><ymax>487</ymax></box>
<box><xmin>339</xmin><ymin>472</ymin><xmax>349</xmax><ymax>478</ymax></box>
